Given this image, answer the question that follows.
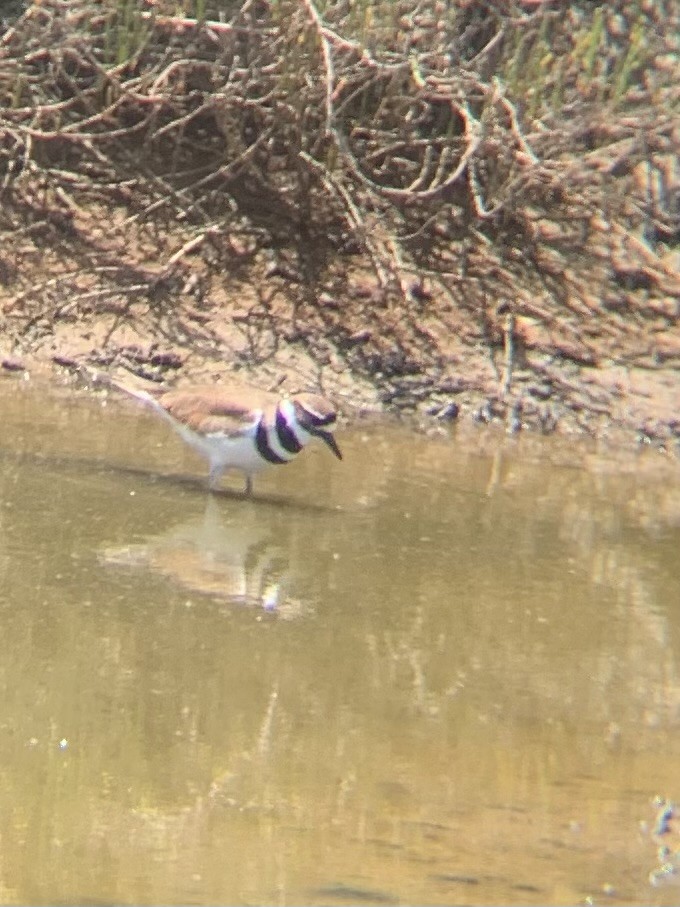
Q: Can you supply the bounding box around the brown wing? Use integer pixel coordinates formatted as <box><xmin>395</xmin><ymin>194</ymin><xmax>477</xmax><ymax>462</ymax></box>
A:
<box><xmin>154</xmin><ymin>385</ymin><xmax>278</xmax><ymax>437</ymax></box>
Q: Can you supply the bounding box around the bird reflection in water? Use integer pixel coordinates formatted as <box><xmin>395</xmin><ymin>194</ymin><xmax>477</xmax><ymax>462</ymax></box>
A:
<box><xmin>99</xmin><ymin>498</ymin><xmax>308</xmax><ymax>618</ymax></box>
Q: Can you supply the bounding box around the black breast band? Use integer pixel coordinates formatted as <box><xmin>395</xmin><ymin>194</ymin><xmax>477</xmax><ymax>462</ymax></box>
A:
<box><xmin>275</xmin><ymin>408</ymin><xmax>303</xmax><ymax>454</ymax></box>
<box><xmin>255</xmin><ymin>419</ymin><xmax>289</xmax><ymax>464</ymax></box>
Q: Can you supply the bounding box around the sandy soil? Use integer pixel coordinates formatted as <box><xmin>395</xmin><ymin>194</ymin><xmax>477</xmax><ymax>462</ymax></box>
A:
<box><xmin>0</xmin><ymin>189</ymin><xmax>678</xmax><ymax>452</ymax></box>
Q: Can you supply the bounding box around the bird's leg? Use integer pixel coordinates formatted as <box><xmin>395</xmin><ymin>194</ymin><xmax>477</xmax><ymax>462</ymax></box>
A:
<box><xmin>244</xmin><ymin>474</ymin><xmax>253</xmax><ymax>496</ymax></box>
<box><xmin>208</xmin><ymin>464</ymin><xmax>223</xmax><ymax>492</ymax></box>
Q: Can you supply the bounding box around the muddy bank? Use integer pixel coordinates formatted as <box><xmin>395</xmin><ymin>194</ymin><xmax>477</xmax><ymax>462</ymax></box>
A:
<box><xmin>0</xmin><ymin>1</ymin><xmax>678</xmax><ymax>450</ymax></box>
<box><xmin>1</xmin><ymin>193</ymin><xmax>677</xmax><ymax>452</ymax></box>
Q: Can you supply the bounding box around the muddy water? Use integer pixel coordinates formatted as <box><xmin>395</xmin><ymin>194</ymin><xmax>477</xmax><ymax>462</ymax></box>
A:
<box><xmin>0</xmin><ymin>376</ymin><xmax>679</xmax><ymax>905</ymax></box>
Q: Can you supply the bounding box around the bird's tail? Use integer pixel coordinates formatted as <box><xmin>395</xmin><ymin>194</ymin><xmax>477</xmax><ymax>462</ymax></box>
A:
<box><xmin>75</xmin><ymin>364</ymin><xmax>161</xmax><ymax>411</ymax></box>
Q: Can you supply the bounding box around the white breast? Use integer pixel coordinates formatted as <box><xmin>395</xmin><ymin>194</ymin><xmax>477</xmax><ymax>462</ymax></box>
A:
<box><xmin>180</xmin><ymin>424</ymin><xmax>270</xmax><ymax>474</ymax></box>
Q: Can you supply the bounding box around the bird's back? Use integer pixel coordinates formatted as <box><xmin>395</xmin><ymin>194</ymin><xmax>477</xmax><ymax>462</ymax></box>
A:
<box><xmin>146</xmin><ymin>384</ymin><xmax>278</xmax><ymax>438</ymax></box>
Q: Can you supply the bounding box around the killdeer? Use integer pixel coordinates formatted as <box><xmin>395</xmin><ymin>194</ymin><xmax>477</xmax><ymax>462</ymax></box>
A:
<box><xmin>108</xmin><ymin>379</ymin><xmax>342</xmax><ymax>494</ymax></box>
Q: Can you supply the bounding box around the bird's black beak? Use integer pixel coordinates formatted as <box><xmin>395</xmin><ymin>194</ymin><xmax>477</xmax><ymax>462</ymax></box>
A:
<box><xmin>315</xmin><ymin>428</ymin><xmax>343</xmax><ymax>460</ymax></box>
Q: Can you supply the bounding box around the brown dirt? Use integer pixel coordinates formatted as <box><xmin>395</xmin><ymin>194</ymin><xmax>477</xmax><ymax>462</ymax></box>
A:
<box><xmin>1</xmin><ymin>188</ymin><xmax>678</xmax><ymax>451</ymax></box>
<box><xmin>0</xmin><ymin>1</ymin><xmax>678</xmax><ymax>451</ymax></box>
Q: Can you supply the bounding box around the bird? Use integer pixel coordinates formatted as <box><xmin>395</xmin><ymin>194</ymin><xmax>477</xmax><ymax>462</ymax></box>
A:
<box><xmin>107</xmin><ymin>378</ymin><xmax>343</xmax><ymax>494</ymax></box>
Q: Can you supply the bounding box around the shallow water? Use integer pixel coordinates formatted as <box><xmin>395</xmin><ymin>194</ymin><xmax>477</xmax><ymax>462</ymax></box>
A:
<box><xmin>0</xmin><ymin>375</ymin><xmax>679</xmax><ymax>905</ymax></box>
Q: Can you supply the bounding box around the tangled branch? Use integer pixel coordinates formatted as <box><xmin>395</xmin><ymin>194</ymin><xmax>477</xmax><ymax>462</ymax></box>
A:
<box><xmin>0</xmin><ymin>0</ymin><xmax>676</xmax><ymax>408</ymax></box>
